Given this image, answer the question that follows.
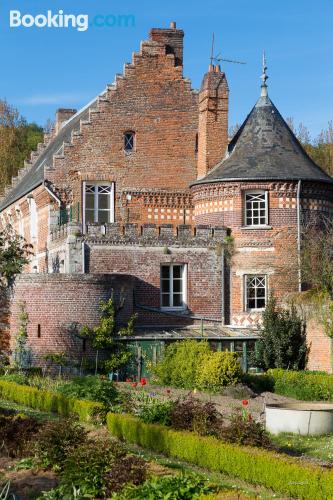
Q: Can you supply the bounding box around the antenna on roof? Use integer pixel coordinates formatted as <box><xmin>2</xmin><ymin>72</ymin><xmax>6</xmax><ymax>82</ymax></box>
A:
<box><xmin>209</xmin><ymin>33</ymin><xmax>246</xmax><ymax>66</ymax></box>
<box><xmin>260</xmin><ymin>51</ymin><xmax>268</xmax><ymax>97</ymax></box>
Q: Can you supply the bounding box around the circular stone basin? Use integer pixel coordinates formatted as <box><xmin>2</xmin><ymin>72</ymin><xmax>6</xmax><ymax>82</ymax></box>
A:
<box><xmin>265</xmin><ymin>403</ymin><xmax>333</xmax><ymax>435</ymax></box>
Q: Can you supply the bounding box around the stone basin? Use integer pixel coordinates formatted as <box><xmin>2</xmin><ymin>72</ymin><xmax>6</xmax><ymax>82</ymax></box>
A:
<box><xmin>265</xmin><ymin>403</ymin><xmax>333</xmax><ymax>435</ymax></box>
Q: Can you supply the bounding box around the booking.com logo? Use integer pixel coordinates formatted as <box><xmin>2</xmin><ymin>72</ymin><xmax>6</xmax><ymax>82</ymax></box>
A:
<box><xmin>9</xmin><ymin>10</ymin><xmax>136</xmax><ymax>32</ymax></box>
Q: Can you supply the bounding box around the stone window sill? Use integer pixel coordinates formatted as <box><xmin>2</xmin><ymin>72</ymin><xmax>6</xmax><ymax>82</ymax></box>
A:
<box><xmin>240</xmin><ymin>225</ymin><xmax>273</xmax><ymax>230</ymax></box>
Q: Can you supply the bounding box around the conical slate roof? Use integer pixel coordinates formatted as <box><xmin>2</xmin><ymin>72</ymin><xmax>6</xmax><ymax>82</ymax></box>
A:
<box><xmin>193</xmin><ymin>94</ymin><xmax>333</xmax><ymax>185</ymax></box>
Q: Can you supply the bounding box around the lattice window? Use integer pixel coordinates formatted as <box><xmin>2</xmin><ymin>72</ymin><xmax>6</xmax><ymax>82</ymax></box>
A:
<box><xmin>84</xmin><ymin>183</ymin><xmax>114</xmax><ymax>224</ymax></box>
<box><xmin>245</xmin><ymin>275</ymin><xmax>267</xmax><ymax>310</ymax></box>
<box><xmin>161</xmin><ymin>264</ymin><xmax>187</xmax><ymax>310</ymax></box>
<box><xmin>124</xmin><ymin>131</ymin><xmax>135</xmax><ymax>152</ymax></box>
<box><xmin>245</xmin><ymin>191</ymin><xmax>268</xmax><ymax>226</ymax></box>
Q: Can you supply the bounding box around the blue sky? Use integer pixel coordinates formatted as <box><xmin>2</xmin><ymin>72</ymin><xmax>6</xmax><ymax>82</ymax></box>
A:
<box><xmin>0</xmin><ymin>0</ymin><xmax>332</xmax><ymax>136</ymax></box>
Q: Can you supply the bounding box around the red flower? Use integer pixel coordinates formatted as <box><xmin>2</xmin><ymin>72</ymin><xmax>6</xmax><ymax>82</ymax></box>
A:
<box><xmin>140</xmin><ymin>378</ymin><xmax>147</xmax><ymax>386</ymax></box>
<box><xmin>248</xmin><ymin>414</ymin><xmax>253</xmax><ymax>422</ymax></box>
<box><xmin>131</xmin><ymin>382</ymin><xmax>137</xmax><ymax>388</ymax></box>
<box><xmin>242</xmin><ymin>400</ymin><xmax>249</xmax><ymax>406</ymax></box>
<box><xmin>125</xmin><ymin>378</ymin><xmax>131</xmax><ymax>383</ymax></box>
<box><xmin>166</xmin><ymin>389</ymin><xmax>171</xmax><ymax>394</ymax></box>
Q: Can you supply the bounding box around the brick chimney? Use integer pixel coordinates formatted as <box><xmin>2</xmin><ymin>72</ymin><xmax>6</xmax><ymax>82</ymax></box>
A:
<box><xmin>197</xmin><ymin>65</ymin><xmax>229</xmax><ymax>179</ymax></box>
<box><xmin>55</xmin><ymin>108</ymin><xmax>77</xmax><ymax>135</ymax></box>
<box><xmin>150</xmin><ymin>21</ymin><xmax>184</xmax><ymax>66</ymax></box>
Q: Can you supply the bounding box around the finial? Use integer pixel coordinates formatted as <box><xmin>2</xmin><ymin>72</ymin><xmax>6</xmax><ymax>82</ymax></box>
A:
<box><xmin>260</xmin><ymin>51</ymin><xmax>268</xmax><ymax>97</ymax></box>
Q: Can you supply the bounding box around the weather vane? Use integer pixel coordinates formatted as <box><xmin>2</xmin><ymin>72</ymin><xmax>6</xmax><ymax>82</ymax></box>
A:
<box><xmin>260</xmin><ymin>51</ymin><xmax>268</xmax><ymax>96</ymax></box>
<box><xmin>210</xmin><ymin>33</ymin><xmax>246</xmax><ymax>66</ymax></box>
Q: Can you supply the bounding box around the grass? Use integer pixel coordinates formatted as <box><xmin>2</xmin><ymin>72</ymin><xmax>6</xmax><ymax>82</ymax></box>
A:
<box><xmin>0</xmin><ymin>398</ymin><xmax>59</xmax><ymax>421</ymax></box>
<box><xmin>271</xmin><ymin>432</ymin><xmax>333</xmax><ymax>462</ymax></box>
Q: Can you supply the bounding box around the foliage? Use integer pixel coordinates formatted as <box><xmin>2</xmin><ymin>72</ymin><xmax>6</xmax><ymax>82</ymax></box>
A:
<box><xmin>0</xmin><ymin>380</ymin><xmax>103</xmax><ymax>421</ymax></box>
<box><xmin>253</xmin><ymin>297</ymin><xmax>307</xmax><ymax>370</ymax></box>
<box><xmin>57</xmin><ymin>375</ymin><xmax>119</xmax><ymax>411</ymax></box>
<box><xmin>133</xmin><ymin>392</ymin><xmax>174</xmax><ymax>426</ymax></box>
<box><xmin>111</xmin><ymin>473</ymin><xmax>217</xmax><ymax>500</ymax></box>
<box><xmin>196</xmin><ymin>352</ymin><xmax>242</xmax><ymax>392</ymax></box>
<box><xmin>61</xmin><ymin>438</ymin><xmax>127</xmax><ymax>497</ymax></box>
<box><xmin>79</xmin><ymin>297</ymin><xmax>136</xmax><ymax>374</ymax></box>
<box><xmin>0</xmin><ymin>99</ymin><xmax>43</xmax><ymax>193</ymax></box>
<box><xmin>0</xmin><ymin>414</ymin><xmax>40</xmax><ymax>457</ymax></box>
<box><xmin>268</xmin><ymin>368</ymin><xmax>333</xmax><ymax>401</ymax></box>
<box><xmin>153</xmin><ymin>340</ymin><xmax>210</xmax><ymax>389</ymax></box>
<box><xmin>34</xmin><ymin>417</ymin><xmax>87</xmax><ymax>470</ymax></box>
<box><xmin>170</xmin><ymin>397</ymin><xmax>222</xmax><ymax>436</ymax></box>
<box><xmin>218</xmin><ymin>410</ymin><xmax>271</xmax><ymax>448</ymax></box>
<box><xmin>107</xmin><ymin>412</ymin><xmax>333</xmax><ymax>500</ymax></box>
<box><xmin>0</xmin><ymin>225</ymin><xmax>31</xmax><ymax>290</ymax></box>
<box><xmin>12</xmin><ymin>302</ymin><xmax>32</xmax><ymax>370</ymax></box>
<box><xmin>241</xmin><ymin>373</ymin><xmax>274</xmax><ymax>393</ymax></box>
<box><xmin>104</xmin><ymin>454</ymin><xmax>146</xmax><ymax>495</ymax></box>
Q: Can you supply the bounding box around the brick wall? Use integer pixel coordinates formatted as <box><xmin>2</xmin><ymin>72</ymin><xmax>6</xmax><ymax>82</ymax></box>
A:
<box><xmin>10</xmin><ymin>274</ymin><xmax>134</xmax><ymax>364</ymax></box>
<box><xmin>306</xmin><ymin>318</ymin><xmax>332</xmax><ymax>373</ymax></box>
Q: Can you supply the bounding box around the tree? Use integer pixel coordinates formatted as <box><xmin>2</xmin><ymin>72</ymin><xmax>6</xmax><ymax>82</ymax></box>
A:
<box><xmin>12</xmin><ymin>301</ymin><xmax>32</xmax><ymax>370</ymax></box>
<box><xmin>254</xmin><ymin>297</ymin><xmax>307</xmax><ymax>370</ymax></box>
<box><xmin>80</xmin><ymin>297</ymin><xmax>136</xmax><ymax>375</ymax></box>
<box><xmin>0</xmin><ymin>99</ymin><xmax>44</xmax><ymax>193</ymax></box>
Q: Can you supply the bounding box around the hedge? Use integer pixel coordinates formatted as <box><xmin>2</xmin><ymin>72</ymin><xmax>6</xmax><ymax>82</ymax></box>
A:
<box><xmin>0</xmin><ymin>380</ymin><xmax>103</xmax><ymax>422</ymax></box>
<box><xmin>107</xmin><ymin>413</ymin><xmax>333</xmax><ymax>499</ymax></box>
<box><xmin>268</xmin><ymin>368</ymin><xmax>333</xmax><ymax>401</ymax></box>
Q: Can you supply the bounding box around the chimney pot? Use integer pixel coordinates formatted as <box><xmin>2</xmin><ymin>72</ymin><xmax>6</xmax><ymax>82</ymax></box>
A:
<box><xmin>170</xmin><ymin>21</ymin><xmax>176</xmax><ymax>29</ymax></box>
<box><xmin>215</xmin><ymin>64</ymin><xmax>221</xmax><ymax>73</ymax></box>
<box><xmin>208</xmin><ymin>64</ymin><xmax>214</xmax><ymax>72</ymax></box>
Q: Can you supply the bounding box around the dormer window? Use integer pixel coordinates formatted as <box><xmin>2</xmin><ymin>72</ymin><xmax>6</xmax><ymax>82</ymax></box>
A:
<box><xmin>124</xmin><ymin>131</ymin><xmax>135</xmax><ymax>153</ymax></box>
<box><xmin>244</xmin><ymin>191</ymin><xmax>268</xmax><ymax>227</ymax></box>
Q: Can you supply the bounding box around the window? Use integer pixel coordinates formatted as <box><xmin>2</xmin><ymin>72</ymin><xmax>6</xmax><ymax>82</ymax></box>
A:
<box><xmin>29</xmin><ymin>198</ymin><xmax>38</xmax><ymax>241</ymax></box>
<box><xmin>124</xmin><ymin>131</ymin><xmax>135</xmax><ymax>153</ymax></box>
<box><xmin>161</xmin><ymin>264</ymin><xmax>186</xmax><ymax>310</ymax></box>
<box><xmin>84</xmin><ymin>183</ymin><xmax>114</xmax><ymax>224</ymax></box>
<box><xmin>244</xmin><ymin>191</ymin><xmax>268</xmax><ymax>226</ymax></box>
<box><xmin>245</xmin><ymin>275</ymin><xmax>267</xmax><ymax>310</ymax></box>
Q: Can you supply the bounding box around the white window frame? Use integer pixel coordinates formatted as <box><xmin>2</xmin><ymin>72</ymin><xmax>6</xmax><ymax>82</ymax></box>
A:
<box><xmin>244</xmin><ymin>274</ymin><xmax>267</xmax><ymax>311</ymax></box>
<box><xmin>29</xmin><ymin>198</ymin><xmax>38</xmax><ymax>242</ymax></box>
<box><xmin>160</xmin><ymin>263</ymin><xmax>187</xmax><ymax>311</ymax></box>
<box><xmin>244</xmin><ymin>190</ymin><xmax>268</xmax><ymax>227</ymax></box>
<box><xmin>82</xmin><ymin>181</ymin><xmax>115</xmax><ymax>227</ymax></box>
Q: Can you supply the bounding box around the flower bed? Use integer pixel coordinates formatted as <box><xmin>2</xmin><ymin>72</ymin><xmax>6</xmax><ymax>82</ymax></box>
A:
<box><xmin>107</xmin><ymin>412</ymin><xmax>333</xmax><ymax>500</ymax></box>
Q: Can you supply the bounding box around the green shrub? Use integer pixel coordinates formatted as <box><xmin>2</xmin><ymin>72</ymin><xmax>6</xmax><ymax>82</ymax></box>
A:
<box><xmin>106</xmin><ymin>413</ymin><xmax>333</xmax><ymax>500</ymax></box>
<box><xmin>196</xmin><ymin>352</ymin><xmax>242</xmax><ymax>392</ymax></box>
<box><xmin>136</xmin><ymin>396</ymin><xmax>174</xmax><ymax>426</ymax></box>
<box><xmin>112</xmin><ymin>473</ymin><xmax>217</xmax><ymax>499</ymax></box>
<box><xmin>0</xmin><ymin>380</ymin><xmax>103</xmax><ymax>421</ymax></box>
<box><xmin>34</xmin><ymin>418</ymin><xmax>87</xmax><ymax>470</ymax></box>
<box><xmin>242</xmin><ymin>373</ymin><xmax>274</xmax><ymax>393</ymax></box>
<box><xmin>153</xmin><ymin>340</ymin><xmax>210</xmax><ymax>389</ymax></box>
<box><xmin>268</xmin><ymin>368</ymin><xmax>333</xmax><ymax>401</ymax></box>
<box><xmin>57</xmin><ymin>375</ymin><xmax>119</xmax><ymax>410</ymax></box>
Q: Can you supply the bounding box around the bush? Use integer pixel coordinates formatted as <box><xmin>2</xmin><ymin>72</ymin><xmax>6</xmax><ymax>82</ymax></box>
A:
<box><xmin>268</xmin><ymin>368</ymin><xmax>333</xmax><ymax>401</ymax></box>
<box><xmin>106</xmin><ymin>412</ymin><xmax>333</xmax><ymax>500</ymax></box>
<box><xmin>61</xmin><ymin>438</ymin><xmax>127</xmax><ymax>497</ymax></box>
<box><xmin>112</xmin><ymin>473</ymin><xmax>217</xmax><ymax>499</ymax></box>
<box><xmin>153</xmin><ymin>340</ymin><xmax>210</xmax><ymax>389</ymax></box>
<box><xmin>57</xmin><ymin>375</ymin><xmax>119</xmax><ymax>410</ymax></box>
<box><xmin>34</xmin><ymin>418</ymin><xmax>87</xmax><ymax>470</ymax></box>
<box><xmin>170</xmin><ymin>397</ymin><xmax>222</xmax><ymax>436</ymax></box>
<box><xmin>218</xmin><ymin>410</ymin><xmax>271</xmax><ymax>448</ymax></box>
<box><xmin>0</xmin><ymin>380</ymin><xmax>103</xmax><ymax>421</ymax></box>
<box><xmin>0</xmin><ymin>414</ymin><xmax>40</xmax><ymax>457</ymax></box>
<box><xmin>242</xmin><ymin>373</ymin><xmax>274</xmax><ymax>393</ymax></box>
<box><xmin>136</xmin><ymin>396</ymin><xmax>174</xmax><ymax>426</ymax></box>
<box><xmin>104</xmin><ymin>454</ymin><xmax>146</xmax><ymax>495</ymax></box>
<box><xmin>196</xmin><ymin>352</ymin><xmax>242</xmax><ymax>392</ymax></box>
<box><xmin>253</xmin><ymin>297</ymin><xmax>307</xmax><ymax>370</ymax></box>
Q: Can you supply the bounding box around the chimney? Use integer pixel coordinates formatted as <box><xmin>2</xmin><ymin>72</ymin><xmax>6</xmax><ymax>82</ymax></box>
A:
<box><xmin>55</xmin><ymin>108</ymin><xmax>77</xmax><ymax>135</ymax></box>
<box><xmin>150</xmin><ymin>21</ymin><xmax>184</xmax><ymax>66</ymax></box>
<box><xmin>197</xmin><ymin>65</ymin><xmax>229</xmax><ymax>179</ymax></box>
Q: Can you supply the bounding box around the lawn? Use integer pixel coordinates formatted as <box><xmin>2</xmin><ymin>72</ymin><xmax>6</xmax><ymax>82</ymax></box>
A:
<box><xmin>271</xmin><ymin>432</ymin><xmax>333</xmax><ymax>462</ymax></box>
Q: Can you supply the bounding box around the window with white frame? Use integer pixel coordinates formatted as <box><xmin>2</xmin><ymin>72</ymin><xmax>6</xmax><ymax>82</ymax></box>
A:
<box><xmin>161</xmin><ymin>264</ymin><xmax>187</xmax><ymax>310</ymax></box>
<box><xmin>244</xmin><ymin>191</ymin><xmax>268</xmax><ymax>226</ymax></box>
<box><xmin>124</xmin><ymin>131</ymin><xmax>135</xmax><ymax>153</ymax></box>
<box><xmin>29</xmin><ymin>198</ymin><xmax>38</xmax><ymax>241</ymax></box>
<box><xmin>245</xmin><ymin>275</ymin><xmax>267</xmax><ymax>310</ymax></box>
<box><xmin>84</xmin><ymin>183</ymin><xmax>114</xmax><ymax>224</ymax></box>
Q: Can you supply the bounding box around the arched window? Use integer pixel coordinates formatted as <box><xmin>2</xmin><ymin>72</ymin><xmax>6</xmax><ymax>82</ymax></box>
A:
<box><xmin>124</xmin><ymin>131</ymin><xmax>135</xmax><ymax>153</ymax></box>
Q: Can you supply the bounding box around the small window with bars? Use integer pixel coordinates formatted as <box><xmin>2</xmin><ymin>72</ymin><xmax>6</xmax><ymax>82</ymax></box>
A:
<box><xmin>244</xmin><ymin>191</ymin><xmax>268</xmax><ymax>226</ymax></box>
<box><xmin>245</xmin><ymin>275</ymin><xmax>267</xmax><ymax>310</ymax></box>
<box><xmin>124</xmin><ymin>131</ymin><xmax>135</xmax><ymax>153</ymax></box>
<box><xmin>161</xmin><ymin>264</ymin><xmax>186</xmax><ymax>310</ymax></box>
<box><xmin>84</xmin><ymin>183</ymin><xmax>114</xmax><ymax>224</ymax></box>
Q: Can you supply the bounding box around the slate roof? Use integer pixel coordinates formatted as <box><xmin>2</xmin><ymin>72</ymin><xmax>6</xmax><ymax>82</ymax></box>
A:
<box><xmin>193</xmin><ymin>94</ymin><xmax>333</xmax><ymax>186</ymax></box>
<box><xmin>0</xmin><ymin>96</ymin><xmax>99</xmax><ymax>212</ymax></box>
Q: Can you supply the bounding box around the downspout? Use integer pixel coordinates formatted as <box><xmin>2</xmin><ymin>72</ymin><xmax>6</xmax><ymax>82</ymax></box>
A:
<box><xmin>296</xmin><ymin>180</ymin><xmax>302</xmax><ymax>292</ymax></box>
<box><xmin>221</xmin><ymin>246</ymin><xmax>225</xmax><ymax>325</ymax></box>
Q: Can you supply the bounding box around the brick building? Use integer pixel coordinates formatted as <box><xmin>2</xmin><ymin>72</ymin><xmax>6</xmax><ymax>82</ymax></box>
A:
<box><xmin>1</xmin><ymin>23</ymin><xmax>332</xmax><ymax>375</ymax></box>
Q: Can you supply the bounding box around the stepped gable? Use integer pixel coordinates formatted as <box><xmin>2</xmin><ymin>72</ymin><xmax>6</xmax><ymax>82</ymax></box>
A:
<box><xmin>192</xmin><ymin>94</ymin><xmax>333</xmax><ymax>186</ymax></box>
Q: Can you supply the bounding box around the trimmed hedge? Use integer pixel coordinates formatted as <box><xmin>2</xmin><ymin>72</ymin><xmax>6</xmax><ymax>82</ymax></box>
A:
<box><xmin>268</xmin><ymin>368</ymin><xmax>333</xmax><ymax>401</ymax></box>
<box><xmin>107</xmin><ymin>413</ymin><xmax>333</xmax><ymax>499</ymax></box>
<box><xmin>0</xmin><ymin>380</ymin><xmax>102</xmax><ymax>422</ymax></box>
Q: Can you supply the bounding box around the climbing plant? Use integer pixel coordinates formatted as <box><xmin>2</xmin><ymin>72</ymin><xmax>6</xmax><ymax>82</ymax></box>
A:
<box><xmin>12</xmin><ymin>301</ymin><xmax>32</xmax><ymax>370</ymax></box>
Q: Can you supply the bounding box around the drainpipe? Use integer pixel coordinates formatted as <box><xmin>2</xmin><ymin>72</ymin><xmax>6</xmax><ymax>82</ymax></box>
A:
<box><xmin>296</xmin><ymin>180</ymin><xmax>302</xmax><ymax>292</ymax></box>
<box><xmin>221</xmin><ymin>246</ymin><xmax>225</xmax><ymax>325</ymax></box>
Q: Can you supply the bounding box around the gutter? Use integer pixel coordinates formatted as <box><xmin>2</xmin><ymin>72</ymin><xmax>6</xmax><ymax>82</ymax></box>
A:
<box><xmin>296</xmin><ymin>179</ymin><xmax>302</xmax><ymax>292</ymax></box>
